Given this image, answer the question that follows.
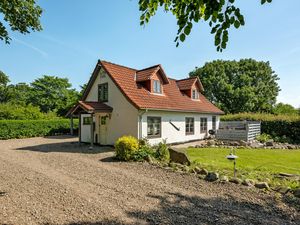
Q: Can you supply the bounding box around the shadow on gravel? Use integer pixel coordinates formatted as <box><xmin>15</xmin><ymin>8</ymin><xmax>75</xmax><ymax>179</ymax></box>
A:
<box><xmin>0</xmin><ymin>191</ymin><xmax>7</xmax><ymax>197</ymax></box>
<box><xmin>16</xmin><ymin>141</ymin><xmax>114</xmax><ymax>154</ymax></box>
<box><xmin>44</xmin><ymin>192</ymin><xmax>299</xmax><ymax>225</ymax></box>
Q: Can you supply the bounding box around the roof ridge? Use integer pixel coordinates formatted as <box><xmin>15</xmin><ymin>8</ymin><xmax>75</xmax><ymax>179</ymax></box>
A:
<box><xmin>101</xmin><ymin>60</ymin><xmax>137</xmax><ymax>71</ymax></box>
<box><xmin>137</xmin><ymin>64</ymin><xmax>161</xmax><ymax>72</ymax></box>
<box><xmin>176</xmin><ymin>77</ymin><xmax>197</xmax><ymax>82</ymax></box>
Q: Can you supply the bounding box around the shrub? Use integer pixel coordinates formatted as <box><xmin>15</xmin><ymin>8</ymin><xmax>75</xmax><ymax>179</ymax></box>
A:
<box><xmin>221</xmin><ymin>113</ymin><xmax>300</xmax><ymax>144</ymax></box>
<box><xmin>0</xmin><ymin>119</ymin><xmax>78</xmax><ymax>139</ymax></box>
<box><xmin>256</xmin><ymin>133</ymin><xmax>272</xmax><ymax>143</ymax></box>
<box><xmin>0</xmin><ymin>103</ymin><xmax>58</xmax><ymax>120</ymax></box>
<box><xmin>131</xmin><ymin>145</ymin><xmax>155</xmax><ymax>162</ymax></box>
<box><xmin>115</xmin><ymin>135</ymin><xmax>139</xmax><ymax>161</ymax></box>
<box><xmin>155</xmin><ymin>139</ymin><xmax>169</xmax><ymax>162</ymax></box>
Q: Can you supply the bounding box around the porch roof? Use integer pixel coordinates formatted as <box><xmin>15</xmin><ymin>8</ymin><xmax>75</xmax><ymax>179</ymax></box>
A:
<box><xmin>67</xmin><ymin>101</ymin><xmax>113</xmax><ymax>116</ymax></box>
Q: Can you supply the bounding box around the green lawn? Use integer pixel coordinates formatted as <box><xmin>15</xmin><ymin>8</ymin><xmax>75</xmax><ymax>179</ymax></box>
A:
<box><xmin>187</xmin><ymin>148</ymin><xmax>300</xmax><ymax>189</ymax></box>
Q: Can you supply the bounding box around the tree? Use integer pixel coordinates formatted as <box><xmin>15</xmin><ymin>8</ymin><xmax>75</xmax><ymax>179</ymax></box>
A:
<box><xmin>5</xmin><ymin>82</ymin><xmax>32</xmax><ymax>105</ymax></box>
<box><xmin>29</xmin><ymin>75</ymin><xmax>79</xmax><ymax>116</ymax></box>
<box><xmin>273</xmin><ymin>103</ymin><xmax>298</xmax><ymax>115</ymax></box>
<box><xmin>189</xmin><ymin>59</ymin><xmax>280</xmax><ymax>114</ymax></box>
<box><xmin>0</xmin><ymin>0</ymin><xmax>42</xmax><ymax>43</ymax></box>
<box><xmin>139</xmin><ymin>0</ymin><xmax>272</xmax><ymax>51</ymax></box>
<box><xmin>0</xmin><ymin>70</ymin><xmax>10</xmax><ymax>102</ymax></box>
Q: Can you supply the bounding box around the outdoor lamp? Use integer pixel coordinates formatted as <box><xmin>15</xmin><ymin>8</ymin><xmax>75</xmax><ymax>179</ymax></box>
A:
<box><xmin>226</xmin><ymin>148</ymin><xmax>238</xmax><ymax>178</ymax></box>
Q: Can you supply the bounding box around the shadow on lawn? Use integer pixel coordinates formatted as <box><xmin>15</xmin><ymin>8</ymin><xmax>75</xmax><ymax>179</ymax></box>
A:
<box><xmin>15</xmin><ymin>140</ymin><xmax>114</xmax><ymax>154</ymax></box>
<box><xmin>44</xmin><ymin>192</ymin><xmax>299</xmax><ymax>225</ymax></box>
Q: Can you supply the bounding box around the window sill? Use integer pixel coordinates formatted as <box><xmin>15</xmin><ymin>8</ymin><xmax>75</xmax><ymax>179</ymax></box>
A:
<box><xmin>147</xmin><ymin>135</ymin><xmax>161</xmax><ymax>139</ymax></box>
<box><xmin>150</xmin><ymin>92</ymin><xmax>165</xmax><ymax>96</ymax></box>
<box><xmin>185</xmin><ymin>133</ymin><xmax>194</xmax><ymax>136</ymax></box>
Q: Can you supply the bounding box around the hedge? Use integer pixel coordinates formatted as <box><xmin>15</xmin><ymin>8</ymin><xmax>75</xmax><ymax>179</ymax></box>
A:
<box><xmin>221</xmin><ymin>113</ymin><xmax>300</xmax><ymax>144</ymax></box>
<box><xmin>0</xmin><ymin>119</ymin><xmax>78</xmax><ymax>140</ymax></box>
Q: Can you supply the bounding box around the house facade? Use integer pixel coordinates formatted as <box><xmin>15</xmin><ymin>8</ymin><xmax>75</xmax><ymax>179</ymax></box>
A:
<box><xmin>67</xmin><ymin>60</ymin><xmax>224</xmax><ymax>145</ymax></box>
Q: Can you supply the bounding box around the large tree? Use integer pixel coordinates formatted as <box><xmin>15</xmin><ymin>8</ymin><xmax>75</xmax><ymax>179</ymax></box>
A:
<box><xmin>139</xmin><ymin>0</ymin><xmax>272</xmax><ymax>51</ymax></box>
<box><xmin>0</xmin><ymin>0</ymin><xmax>42</xmax><ymax>43</ymax></box>
<box><xmin>189</xmin><ymin>59</ymin><xmax>280</xmax><ymax>113</ymax></box>
<box><xmin>29</xmin><ymin>75</ymin><xmax>79</xmax><ymax>116</ymax></box>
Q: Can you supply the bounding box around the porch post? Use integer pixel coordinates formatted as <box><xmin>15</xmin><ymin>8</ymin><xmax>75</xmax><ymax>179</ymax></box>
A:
<box><xmin>78</xmin><ymin>113</ymin><xmax>82</xmax><ymax>143</ymax></box>
<box><xmin>90</xmin><ymin>113</ymin><xmax>94</xmax><ymax>149</ymax></box>
<box><xmin>70</xmin><ymin>115</ymin><xmax>74</xmax><ymax>136</ymax></box>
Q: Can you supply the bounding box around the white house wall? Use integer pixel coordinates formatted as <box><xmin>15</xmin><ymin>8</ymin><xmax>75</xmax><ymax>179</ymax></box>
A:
<box><xmin>141</xmin><ymin>110</ymin><xmax>220</xmax><ymax>145</ymax></box>
<box><xmin>85</xmin><ymin>68</ymin><xmax>139</xmax><ymax>145</ymax></box>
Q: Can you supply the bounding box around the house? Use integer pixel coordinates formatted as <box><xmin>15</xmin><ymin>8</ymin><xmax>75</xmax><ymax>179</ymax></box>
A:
<box><xmin>67</xmin><ymin>60</ymin><xmax>224</xmax><ymax>146</ymax></box>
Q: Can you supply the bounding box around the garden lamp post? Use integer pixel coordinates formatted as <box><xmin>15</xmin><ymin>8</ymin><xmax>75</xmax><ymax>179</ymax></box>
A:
<box><xmin>226</xmin><ymin>148</ymin><xmax>238</xmax><ymax>178</ymax></box>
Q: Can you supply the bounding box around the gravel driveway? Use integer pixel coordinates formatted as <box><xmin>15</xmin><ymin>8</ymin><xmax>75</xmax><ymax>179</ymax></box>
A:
<box><xmin>0</xmin><ymin>136</ymin><xmax>299</xmax><ymax>225</ymax></box>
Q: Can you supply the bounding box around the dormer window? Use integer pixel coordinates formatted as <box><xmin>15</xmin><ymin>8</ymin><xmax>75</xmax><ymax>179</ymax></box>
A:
<box><xmin>153</xmin><ymin>80</ymin><xmax>162</xmax><ymax>94</ymax></box>
<box><xmin>192</xmin><ymin>89</ymin><xmax>199</xmax><ymax>100</ymax></box>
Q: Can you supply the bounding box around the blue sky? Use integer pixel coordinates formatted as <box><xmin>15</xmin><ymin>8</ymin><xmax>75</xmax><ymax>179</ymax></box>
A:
<box><xmin>0</xmin><ymin>0</ymin><xmax>299</xmax><ymax>107</ymax></box>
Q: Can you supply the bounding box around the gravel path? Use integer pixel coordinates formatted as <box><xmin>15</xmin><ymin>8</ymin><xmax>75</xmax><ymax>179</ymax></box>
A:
<box><xmin>0</xmin><ymin>136</ymin><xmax>299</xmax><ymax>225</ymax></box>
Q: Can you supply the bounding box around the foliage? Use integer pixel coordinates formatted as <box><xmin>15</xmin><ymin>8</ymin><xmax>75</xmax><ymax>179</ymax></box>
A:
<box><xmin>29</xmin><ymin>75</ymin><xmax>79</xmax><ymax>116</ymax></box>
<box><xmin>222</xmin><ymin>113</ymin><xmax>300</xmax><ymax>144</ymax></box>
<box><xmin>190</xmin><ymin>59</ymin><xmax>280</xmax><ymax>114</ymax></box>
<box><xmin>188</xmin><ymin>147</ymin><xmax>300</xmax><ymax>189</ymax></box>
<box><xmin>256</xmin><ymin>133</ymin><xmax>272</xmax><ymax>143</ymax></box>
<box><xmin>0</xmin><ymin>103</ymin><xmax>57</xmax><ymax>120</ymax></box>
<box><xmin>273</xmin><ymin>103</ymin><xmax>298</xmax><ymax>115</ymax></box>
<box><xmin>131</xmin><ymin>145</ymin><xmax>155</xmax><ymax>162</ymax></box>
<box><xmin>155</xmin><ymin>139</ymin><xmax>169</xmax><ymax>161</ymax></box>
<box><xmin>139</xmin><ymin>0</ymin><xmax>272</xmax><ymax>51</ymax></box>
<box><xmin>0</xmin><ymin>119</ymin><xmax>78</xmax><ymax>140</ymax></box>
<box><xmin>115</xmin><ymin>136</ymin><xmax>139</xmax><ymax>161</ymax></box>
<box><xmin>0</xmin><ymin>0</ymin><xmax>42</xmax><ymax>43</ymax></box>
<box><xmin>0</xmin><ymin>70</ymin><xmax>10</xmax><ymax>85</ymax></box>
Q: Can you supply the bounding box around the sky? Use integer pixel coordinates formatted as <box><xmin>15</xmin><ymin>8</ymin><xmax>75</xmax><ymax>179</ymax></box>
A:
<box><xmin>0</xmin><ymin>0</ymin><xmax>299</xmax><ymax>107</ymax></box>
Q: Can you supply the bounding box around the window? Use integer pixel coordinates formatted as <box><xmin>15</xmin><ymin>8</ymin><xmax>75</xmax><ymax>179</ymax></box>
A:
<box><xmin>153</xmin><ymin>80</ymin><xmax>162</xmax><ymax>94</ymax></box>
<box><xmin>212</xmin><ymin>116</ymin><xmax>216</xmax><ymax>130</ymax></box>
<box><xmin>98</xmin><ymin>83</ymin><xmax>108</xmax><ymax>102</ymax></box>
<box><xmin>147</xmin><ymin>117</ymin><xmax>161</xmax><ymax>138</ymax></box>
<box><xmin>200</xmin><ymin>117</ymin><xmax>208</xmax><ymax>134</ymax></box>
<box><xmin>185</xmin><ymin>117</ymin><xmax>194</xmax><ymax>135</ymax></box>
<box><xmin>83</xmin><ymin>117</ymin><xmax>92</xmax><ymax>125</ymax></box>
<box><xmin>192</xmin><ymin>89</ymin><xmax>199</xmax><ymax>99</ymax></box>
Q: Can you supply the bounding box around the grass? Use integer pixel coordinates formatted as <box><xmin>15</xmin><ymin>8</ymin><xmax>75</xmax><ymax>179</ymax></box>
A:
<box><xmin>187</xmin><ymin>147</ymin><xmax>300</xmax><ymax>189</ymax></box>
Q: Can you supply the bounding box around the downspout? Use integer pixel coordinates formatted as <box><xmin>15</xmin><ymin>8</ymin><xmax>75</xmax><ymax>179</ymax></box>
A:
<box><xmin>138</xmin><ymin>109</ymin><xmax>148</xmax><ymax>139</ymax></box>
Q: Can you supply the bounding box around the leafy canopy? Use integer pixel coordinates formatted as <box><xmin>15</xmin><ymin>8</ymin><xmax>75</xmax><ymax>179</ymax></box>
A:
<box><xmin>29</xmin><ymin>75</ymin><xmax>79</xmax><ymax>116</ymax></box>
<box><xmin>0</xmin><ymin>0</ymin><xmax>42</xmax><ymax>43</ymax></box>
<box><xmin>189</xmin><ymin>59</ymin><xmax>280</xmax><ymax>113</ymax></box>
<box><xmin>139</xmin><ymin>0</ymin><xmax>272</xmax><ymax>51</ymax></box>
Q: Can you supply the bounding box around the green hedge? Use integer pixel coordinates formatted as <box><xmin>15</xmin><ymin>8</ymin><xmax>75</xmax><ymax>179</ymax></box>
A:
<box><xmin>221</xmin><ymin>113</ymin><xmax>300</xmax><ymax>144</ymax></box>
<box><xmin>0</xmin><ymin>119</ymin><xmax>78</xmax><ymax>140</ymax></box>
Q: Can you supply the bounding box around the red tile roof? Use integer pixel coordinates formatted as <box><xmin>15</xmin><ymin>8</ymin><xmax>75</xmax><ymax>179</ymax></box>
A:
<box><xmin>83</xmin><ymin>60</ymin><xmax>224</xmax><ymax>115</ymax></box>
<box><xmin>136</xmin><ymin>65</ymin><xmax>159</xmax><ymax>82</ymax></box>
<box><xmin>136</xmin><ymin>65</ymin><xmax>169</xmax><ymax>84</ymax></box>
<box><xmin>67</xmin><ymin>101</ymin><xmax>113</xmax><ymax>116</ymax></box>
<box><xmin>176</xmin><ymin>77</ymin><xmax>204</xmax><ymax>92</ymax></box>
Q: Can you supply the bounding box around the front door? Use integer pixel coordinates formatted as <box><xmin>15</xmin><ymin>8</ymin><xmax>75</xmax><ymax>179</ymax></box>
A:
<box><xmin>99</xmin><ymin>115</ymin><xmax>108</xmax><ymax>145</ymax></box>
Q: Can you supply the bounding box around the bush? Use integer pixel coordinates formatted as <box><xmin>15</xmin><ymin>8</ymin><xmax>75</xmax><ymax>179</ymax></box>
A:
<box><xmin>0</xmin><ymin>119</ymin><xmax>78</xmax><ymax>139</ymax></box>
<box><xmin>115</xmin><ymin>136</ymin><xmax>139</xmax><ymax>161</ymax></box>
<box><xmin>155</xmin><ymin>139</ymin><xmax>169</xmax><ymax>162</ymax></box>
<box><xmin>222</xmin><ymin>113</ymin><xmax>300</xmax><ymax>144</ymax></box>
<box><xmin>0</xmin><ymin>103</ymin><xmax>58</xmax><ymax>120</ymax></box>
<box><xmin>131</xmin><ymin>145</ymin><xmax>155</xmax><ymax>162</ymax></box>
<box><xmin>256</xmin><ymin>133</ymin><xmax>272</xmax><ymax>143</ymax></box>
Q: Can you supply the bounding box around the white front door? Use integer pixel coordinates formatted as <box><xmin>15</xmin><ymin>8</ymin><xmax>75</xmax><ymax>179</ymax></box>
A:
<box><xmin>99</xmin><ymin>115</ymin><xmax>108</xmax><ymax>145</ymax></box>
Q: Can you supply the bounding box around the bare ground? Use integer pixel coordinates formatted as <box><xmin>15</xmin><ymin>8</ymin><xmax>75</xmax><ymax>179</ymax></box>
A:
<box><xmin>0</xmin><ymin>136</ymin><xmax>299</xmax><ymax>225</ymax></box>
